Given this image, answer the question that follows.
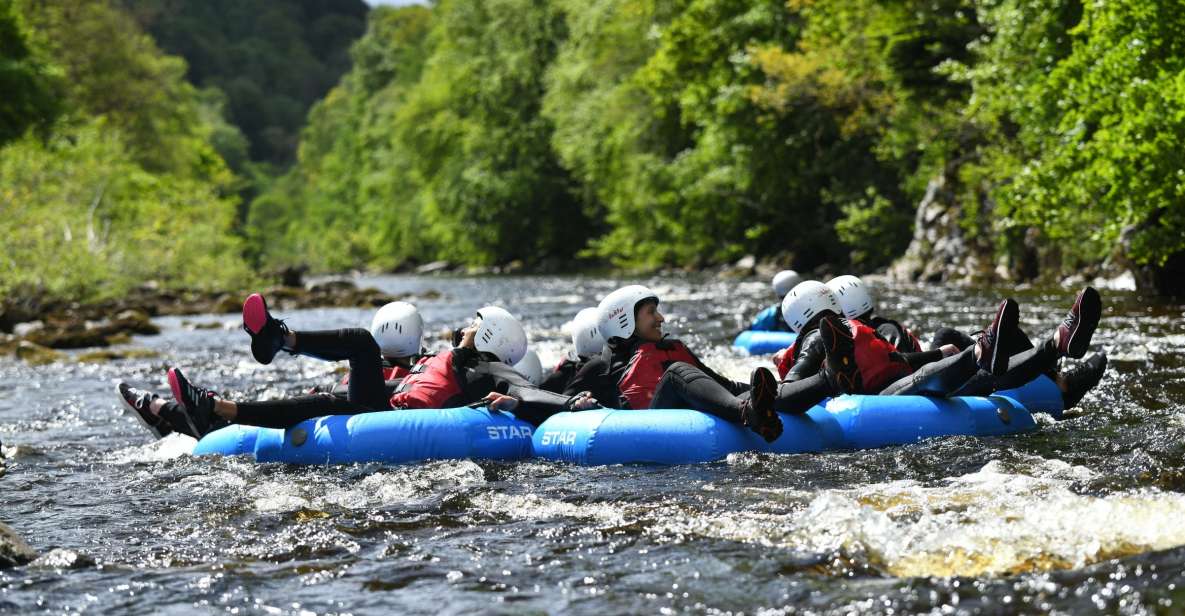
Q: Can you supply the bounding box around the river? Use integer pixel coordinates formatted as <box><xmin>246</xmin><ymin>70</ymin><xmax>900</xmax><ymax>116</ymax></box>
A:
<box><xmin>1</xmin><ymin>274</ymin><xmax>1183</xmax><ymax>614</ymax></box>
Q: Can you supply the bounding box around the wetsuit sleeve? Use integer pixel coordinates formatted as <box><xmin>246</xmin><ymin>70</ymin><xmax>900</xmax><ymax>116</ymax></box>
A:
<box><xmin>562</xmin><ymin>357</ymin><xmax>622</xmax><ymax>407</ymax></box>
<box><xmin>899</xmin><ymin>349</ymin><xmax>944</xmax><ymax>371</ymax></box>
<box><xmin>785</xmin><ymin>331</ymin><xmax>825</xmax><ymax>383</ymax></box>
<box><xmin>478</xmin><ymin>362</ymin><xmax>591</xmax><ymax>425</ymax></box>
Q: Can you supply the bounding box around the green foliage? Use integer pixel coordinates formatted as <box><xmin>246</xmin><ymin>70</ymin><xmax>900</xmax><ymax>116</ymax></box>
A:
<box><xmin>0</xmin><ymin>123</ymin><xmax>251</xmax><ymax>301</ymax></box>
<box><xmin>0</xmin><ymin>1</ymin><xmax>60</xmax><ymax>144</ymax></box>
<box><xmin>121</xmin><ymin>0</ymin><xmax>369</xmax><ymax>165</ymax></box>
<box><xmin>247</xmin><ymin>5</ymin><xmax>435</xmax><ymax>271</ymax></box>
<box><xmin>967</xmin><ymin>0</ymin><xmax>1185</xmax><ymax>267</ymax></box>
<box><xmin>2</xmin><ymin>0</ymin><xmax>255</xmax><ymax>302</ymax></box>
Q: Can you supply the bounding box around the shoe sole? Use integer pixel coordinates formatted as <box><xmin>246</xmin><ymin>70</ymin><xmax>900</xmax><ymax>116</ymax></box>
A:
<box><xmin>988</xmin><ymin>299</ymin><xmax>1019</xmax><ymax>377</ymax></box>
<box><xmin>243</xmin><ymin>293</ymin><xmax>269</xmax><ymax>335</ymax></box>
<box><xmin>166</xmin><ymin>368</ymin><xmax>207</xmax><ymax>438</ymax></box>
<box><xmin>1066</xmin><ymin>287</ymin><xmax>1101</xmax><ymax>359</ymax></box>
<box><xmin>821</xmin><ymin>317</ymin><xmax>862</xmax><ymax>393</ymax></box>
<box><xmin>116</xmin><ymin>383</ymin><xmax>169</xmax><ymax>439</ymax></box>
<box><xmin>167</xmin><ymin>368</ymin><xmax>186</xmax><ymax>411</ymax></box>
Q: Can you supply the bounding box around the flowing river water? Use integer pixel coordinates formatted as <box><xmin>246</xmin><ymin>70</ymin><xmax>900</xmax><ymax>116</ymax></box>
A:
<box><xmin>1</xmin><ymin>274</ymin><xmax>1184</xmax><ymax>614</ymax></box>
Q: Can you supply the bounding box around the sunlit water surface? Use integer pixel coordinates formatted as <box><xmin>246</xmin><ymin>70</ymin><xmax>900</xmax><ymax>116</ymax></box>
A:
<box><xmin>2</xmin><ymin>274</ymin><xmax>1184</xmax><ymax>614</ymax></box>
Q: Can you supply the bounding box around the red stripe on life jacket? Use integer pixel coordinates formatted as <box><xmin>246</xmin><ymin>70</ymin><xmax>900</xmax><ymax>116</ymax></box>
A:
<box><xmin>388</xmin><ymin>351</ymin><xmax>463</xmax><ymax>409</ymax></box>
<box><xmin>618</xmin><ymin>340</ymin><xmax>698</xmax><ymax>409</ymax></box>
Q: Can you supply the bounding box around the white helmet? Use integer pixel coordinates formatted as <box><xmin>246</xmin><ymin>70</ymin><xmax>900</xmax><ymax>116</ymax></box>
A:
<box><xmin>780</xmin><ymin>280</ymin><xmax>841</xmax><ymax>333</ymax></box>
<box><xmin>474</xmin><ymin>306</ymin><xmax>528</xmax><ymax>365</ymax></box>
<box><xmin>370</xmin><ymin>301</ymin><xmax>423</xmax><ymax>357</ymax></box>
<box><xmin>826</xmin><ymin>275</ymin><xmax>874</xmax><ymax>320</ymax></box>
<box><xmin>597</xmin><ymin>285</ymin><xmax>659</xmax><ymax>341</ymax></box>
<box><xmin>571</xmin><ymin>307</ymin><xmax>605</xmax><ymax>357</ymax></box>
<box><xmin>772</xmin><ymin>270</ymin><xmax>803</xmax><ymax>297</ymax></box>
<box><xmin>513</xmin><ymin>349</ymin><xmax>544</xmax><ymax>386</ymax></box>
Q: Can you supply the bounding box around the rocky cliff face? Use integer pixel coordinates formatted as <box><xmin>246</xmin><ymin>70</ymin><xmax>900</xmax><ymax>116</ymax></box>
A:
<box><xmin>888</xmin><ymin>166</ymin><xmax>996</xmax><ymax>284</ymax></box>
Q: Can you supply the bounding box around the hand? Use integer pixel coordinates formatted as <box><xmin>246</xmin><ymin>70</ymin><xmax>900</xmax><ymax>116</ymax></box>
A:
<box><xmin>773</xmin><ymin>348</ymin><xmax>788</xmax><ymax>365</ymax></box>
<box><xmin>482</xmin><ymin>392</ymin><xmax>520</xmax><ymax>411</ymax></box>
<box><xmin>939</xmin><ymin>344</ymin><xmax>959</xmax><ymax>358</ymax></box>
<box><xmin>568</xmin><ymin>391</ymin><xmax>599</xmax><ymax>410</ymax></box>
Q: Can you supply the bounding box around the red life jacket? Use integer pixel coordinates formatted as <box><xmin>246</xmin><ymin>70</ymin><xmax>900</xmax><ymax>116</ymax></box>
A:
<box><xmin>773</xmin><ymin>322</ymin><xmax>910</xmax><ymax>391</ymax></box>
<box><xmin>774</xmin><ymin>339</ymin><xmax>801</xmax><ymax>379</ymax></box>
<box><xmin>339</xmin><ymin>364</ymin><xmax>412</xmax><ymax>386</ymax></box>
<box><xmin>388</xmin><ymin>351</ymin><xmax>463</xmax><ymax>409</ymax></box>
<box><xmin>850</xmin><ymin>320</ymin><xmax>912</xmax><ymax>392</ymax></box>
<box><xmin>618</xmin><ymin>340</ymin><xmax>698</xmax><ymax>409</ymax></box>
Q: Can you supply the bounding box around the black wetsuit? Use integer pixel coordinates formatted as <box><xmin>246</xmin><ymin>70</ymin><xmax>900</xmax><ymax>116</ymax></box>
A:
<box><xmin>540</xmin><ymin>354</ymin><xmax>592</xmax><ymax>394</ymax></box>
<box><xmin>567</xmin><ymin>337</ymin><xmax>839</xmax><ymax>419</ymax></box>
<box><xmin>866</xmin><ymin>314</ymin><xmax>922</xmax><ymax>353</ymax></box>
<box><xmin>188</xmin><ymin>329</ymin><xmax>584</xmax><ymax>434</ymax></box>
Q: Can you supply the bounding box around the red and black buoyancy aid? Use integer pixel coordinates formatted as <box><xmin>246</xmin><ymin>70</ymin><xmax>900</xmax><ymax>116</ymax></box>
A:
<box><xmin>388</xmin><ymin>351</ymin><xmax>463</xmax><ymax>409</ymax></box>
<box><xmin>774</xmin><ymin>320</ymin><xmax>910</xmax><ymax>392</ymax></box>
<box><xmin>618</xmin><ymin>339</ymin><xmax>699</xmax><ymax>409</ymax></box>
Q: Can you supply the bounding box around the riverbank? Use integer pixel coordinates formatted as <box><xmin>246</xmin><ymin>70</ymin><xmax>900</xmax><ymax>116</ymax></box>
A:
<box><xmin>0</xmin><ymin>276</ymin><xmax>440</xmax><ymax>364</ymax></box>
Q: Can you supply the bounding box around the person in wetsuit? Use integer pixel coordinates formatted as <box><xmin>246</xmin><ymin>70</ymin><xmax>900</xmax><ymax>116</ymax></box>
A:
<box><xmin>119</xmin><ymin>296</ymin><xmax>597</xmax><ymax>439</ymax></box>
<box><xmin>826</xmin><ymin>274</ymin><xmax>1107</xmax><ymax>409</ymax></box>
<box><xmin>563</xmin><ymin>285</ymin><xmax>914</xmax><ymax>442</ymax></box>
<box><xmin>117</xmin><ymin>299</ymin><xmax>426</xmax><ymax>440</ymax></box>
<box><xmin>774</xmin><ymin>280</ymin><xmax>1104</xmax><ymax>401</ymax></box>
<box><xmin>745</xmin><ymin>270</ymin><xmax>802</xmax><ymax>332</ymax></box>
<box><xmin>540</xmin><ymin>307</ymin><xmax>604</xmax><ymax>394</ymax></box>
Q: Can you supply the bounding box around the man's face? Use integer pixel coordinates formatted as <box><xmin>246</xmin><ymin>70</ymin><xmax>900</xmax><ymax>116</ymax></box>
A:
<box><xmin>460</xmin><ymin>317</ymin><xmax>480</xmax><ymax>349</ymax></box>
<box><xmin>634</xmin><ymin>301</ymin><xmax>664</xmax><ymax>342</ymax></box>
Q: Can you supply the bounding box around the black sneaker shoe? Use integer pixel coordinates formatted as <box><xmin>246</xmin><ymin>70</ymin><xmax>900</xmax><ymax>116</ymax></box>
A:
<box><xmin>1056</xmin><ymin>287</ymin><xmax>1101</xmax><ymax>359</ymax></box>
<box><xmin>116</xmin><ymin>383</ymin><xmax>173</xmax><ymax>439</ymax></box>
<box><xmin>976</xmin><ymin>298</ymin><xmax>1019</xmax><ymax>377</ymax></box>
<box><xmin>1060</xmin><ymin>352</ymin><xmax>1107</xmax><ymax>409</ymax></box>
<box><xmin>242</xmin><ymin>293</ymin><xmax>290</xmax><ymax>365</ymax></box>
<box><xmin>167</xmin><ymin>367</ymin><xmax>217</xmax><ymax>438</ymax></box>
<box><xmin>819</xmin><ymin>314</ymin><xmax>862</xmax><ymax>394</ymax></box>
<box><xmin>740</xmin><ymin>367</ymin><xmax>782</xmax><ymax>442</ymax></box>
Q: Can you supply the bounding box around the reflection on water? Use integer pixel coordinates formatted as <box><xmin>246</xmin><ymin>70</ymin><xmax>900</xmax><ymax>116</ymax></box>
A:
<box><xmin>1</xmin><ymin>274</ymin><xmax>1183</xmax><ymax>614</ymax></box>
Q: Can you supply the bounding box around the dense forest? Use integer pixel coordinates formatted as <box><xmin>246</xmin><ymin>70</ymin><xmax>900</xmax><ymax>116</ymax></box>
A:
<box><xmin>2</xmin><ymin>0</ymin><xmax>1184</xmax><ymax>302</ymax></box>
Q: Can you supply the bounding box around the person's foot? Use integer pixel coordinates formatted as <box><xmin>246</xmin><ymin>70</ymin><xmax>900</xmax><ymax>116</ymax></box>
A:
<box><xmin>116</xmin><ymin>383</ymin><xmax>173</xmax><ymax>439</ymax></box>
<box><xmin>740</xmin><ymin>367</ymin><xmax>782</xmax><ymax>442</ymax></box>
<box><xmin>167</xmin><ymin>368</ymin><xmax>217</xmax><ymax>438</ymax></box>
<box><xmin>242</xmin><ymin>293</ymin><xmax>290</xmax><ymax>365</ymax></box>
<box><xmin>819</xmin><ymin>314</ymin><xmax>862</xmax><ymax>394</ymax></box>
<box><xmin>1060</xmin><ymin>352</ymin><xmax>1108</xmax><ymax>409</ymax></box>
<box><xmin>1056</xmin><ymin>287</ymin><xmax>1101</xmax><ymax>359</ymax></box>
<box><xmin>976</xmin><ymin>298</ymin><xmax>1019</xmax><ymax>377</ymax></box>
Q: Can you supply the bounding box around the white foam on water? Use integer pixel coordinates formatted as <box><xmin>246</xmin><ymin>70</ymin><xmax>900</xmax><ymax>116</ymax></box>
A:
<box><xmin>649</xmin><ymin>458</ymin><xmax>1185</xmax><ymax>578</ymax></box>
<box><xmin>248</xmin><ymin>460</ymin><xmax>488</xmax><ymax>513</ymax></box>
<box><xmin>108</xmin><ymin>433</ymin><xmax>198</xmax><ymax>464</ymax></box>
<box><xmin>469</xmin><ymin>492</ymin><xmax>627</xmax><ymax>527</ymax></box>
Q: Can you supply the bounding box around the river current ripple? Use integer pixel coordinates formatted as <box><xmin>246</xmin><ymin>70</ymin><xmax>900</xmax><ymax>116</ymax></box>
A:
<box><xmin>1</xmin><ymin>274</ymin><xmax>1184</xmax><ymax>614</ymax></box>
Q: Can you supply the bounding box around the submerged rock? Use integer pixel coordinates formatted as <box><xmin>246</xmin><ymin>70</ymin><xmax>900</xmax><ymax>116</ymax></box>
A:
<box><xmin>0</xmin><ymin>522</ymin><xmax>37</xmax><ymax>569</ymax></box>
<box><xmin>14</xmin><ymin>341</ymin><xmax>64</xmax><ymax>365</ymax></box>
<box><xmin>29</xmin><ymin>548</ymin><xmax>94</xmax><ymax>570</ymax></box>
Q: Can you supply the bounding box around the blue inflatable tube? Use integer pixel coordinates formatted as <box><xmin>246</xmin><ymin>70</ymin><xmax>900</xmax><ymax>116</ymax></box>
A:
<box><xmin>532</xmin><ymin>375</ymin><xmax>1063</xmax><ymax>465</ymax></box>
<box><xmin>192</xmin><ymin>407</ymin><xmax>535</xmax><ymax>464</ymax></box>
<box><xmin>732</xmin><ymin>330</ymin><xmax>797</xmax><ymax>355</ymax></box>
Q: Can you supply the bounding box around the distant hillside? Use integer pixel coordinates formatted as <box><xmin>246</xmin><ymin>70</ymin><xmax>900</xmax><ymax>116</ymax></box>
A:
<box><xmin>121</xmin><ymin>0</ymin><xmax>369</xmax><ymax>166</ymax></box>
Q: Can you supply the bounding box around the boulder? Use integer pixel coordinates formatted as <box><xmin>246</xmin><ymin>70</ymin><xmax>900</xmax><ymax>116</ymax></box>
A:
<box><xmin>0</xmin><ymin>522</ymin><xmax>37</xmax><ymax>569</ymax></box>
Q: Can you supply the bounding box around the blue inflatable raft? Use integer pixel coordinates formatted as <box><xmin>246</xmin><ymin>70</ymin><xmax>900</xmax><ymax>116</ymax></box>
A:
<box><xmin>192</xmin><ymin>376</ymin><xmax>1062</xmax><ymax>467</ymax></box>
<box><xmin>732</xmin><ymin>330</ymin><xmax>797</xmax><ymax>355</ymax></box>
<box><xmin>532</xmin><ymin>375</ymin><xmax>1063</xmax><ymax>465</ymax></box>
<box><xmin>192</xmin><ymin>407</ymin><xmax>535</xmax><ymax>464</ymax></box>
